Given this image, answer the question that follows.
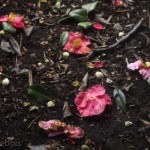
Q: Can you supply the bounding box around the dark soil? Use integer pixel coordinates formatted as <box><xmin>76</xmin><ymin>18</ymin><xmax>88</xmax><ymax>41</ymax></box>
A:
<box><xmin>0</xmin><ymin>0</ymin><xmax>150</xmax><ymax>150</ymax></box>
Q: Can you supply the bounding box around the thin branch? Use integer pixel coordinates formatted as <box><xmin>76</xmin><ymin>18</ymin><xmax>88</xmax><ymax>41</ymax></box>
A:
<box><xmin>79</xmin><ymin>17</ymin><xmax>146</xmax><ymax>60</ymax></box>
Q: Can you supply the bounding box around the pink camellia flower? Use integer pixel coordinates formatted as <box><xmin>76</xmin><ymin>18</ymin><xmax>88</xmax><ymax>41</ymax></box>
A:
<box><xmin>38</xmin><ymin>120</ymin><xmax>84</xmax><ymax>139</ymax></box>
<box><xmin>0</xmin><ymin>15</ymin><xmax>8</xmax><ymax>22</ymax></box>
<box><xmin>74</xmin><ymin>84</ymin><xmax>112</xmax><ymax>117</ymax></box>
<box><xmin>63</xmin><ymin>32</ymin><xmax>91</xmax><ymax>55</ymax></box>
<box><xmin>93</xmin><ymin>23</ymin><xmax>103</xmax><ymax>31</ymax></box>
<box><xmin>0</xmin><ymin>13</ymin><xmax>24</xmax><ymax>29</ymax></box>
<box><xmin>8</xmin><ymin>12</ymin><xmax>24</xmax><ymax>29</ymax></box>
<box><xmin>127</xmin><ymin>60</ymin><xmax>150</xmax><ymax>80</ymax></box>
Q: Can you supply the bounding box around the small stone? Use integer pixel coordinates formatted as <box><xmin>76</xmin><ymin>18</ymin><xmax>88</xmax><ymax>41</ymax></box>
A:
<box><xmin>81</xmin><ymin>145</ymin><xmax>89</xmax><ymax>150</ymax></box>
<box><xmin>95</xmin><ymin>71</ymin><xmax>104</xmax><ymax>79</ymax></box>
<box><xmin>106</xmin><ymin>78</ymin><xmax>113</xmax><ymax>84</ymax></box>
<box><xmin>38</xmin><ymin>62</ymin><xmax>43</xmax><ymax>67</ymax></box>
<box><xmin>125</xmin><ymin>121</ymin><xmax>133</xmax><ymax>127</ymax></box>
<box><xmin>2</xmin><ymin>78</ymin><xmax>10</xmax><ymax>86</ymax></box>
<box><xmin>44</xmin><ymin>58</ymin><xmax>49</xmax><ymax>63</ymax></box>
<box><xmin>47</xmin><ymin>101</ymin><xmax>55</xmax><ymax>107</ymax></box>
<box><xmin>62</xmin><ymin>52</ymin><xmax>70</xmax><ymax>58</ymax></box>
<box><xmin>118</xmin><ymin>32</ymin><xmax>125</xmax><ymax>37</ymax></box>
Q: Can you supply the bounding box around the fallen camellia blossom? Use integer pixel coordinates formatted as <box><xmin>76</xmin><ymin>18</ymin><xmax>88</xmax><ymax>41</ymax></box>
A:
<box><xmin>127</xmin><ymin>60</ymin><xmax>150</xmax><ymax>80</ymax></box>
<box><xmin>74</xmin><ymin>84</ymin><xmax>112</xmax><ymax>117</ymax></box>
<box><xmin>93</xmin><ymin>23</ymin><xmax>103</xmax><ymax>31</ymax></box>
<box><xmin>112</xmin><ymin>0</ymin><xmax>122</xmax><ymax>6</ymax></box>
<box><xmin>93</xmin><ymin>61</ymin><xmax>104</xmax><ymax>68</ymax></box>
<box><xmin>38</xmin><ymin>120</ymin><xmax>84</xmax><ymax>139</ymax></box>
<box><xmin>63</xmin><ymin>32</ymin><xmax>91</xmax><ymax>55</ymax></box>
<box><xmin>0</xmin><ymin>12</ymin><xmax>24</xmax><ymax>29</ymax></box>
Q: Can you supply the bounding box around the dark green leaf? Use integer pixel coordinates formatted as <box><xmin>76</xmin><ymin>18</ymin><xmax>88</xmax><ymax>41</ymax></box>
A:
<box><xmin>69</xmin><ymin>9</ymin><xmax>89</xmax><ymax>22</ymax></box>
<box><xmin>28</xmin><ymin>84</ymin><xmax>50</xmax><ymax>102</ymax></box>
<box><xmin>78</xmin><ymin>22</ymin><xmax>92</xmax><ymax>29</ymax></box>
<box><xmin>82</xmin><ymin>1</ymin><xmax>98</xmax><ymax>13</ymax></box>
<box><xmin>1</xmin><ymin>40</ymin><xmax>14</xmax><ymax>54</ymax></box>
<box><xmin>60</xmin><ymin>31</ymin><xmax>69</xmax><ymax>46</ymax></box>
<box><xmin>2</xmin><ymin>22</ymin><xmax>16</xmax><ymax>33</ymax></box>
<box><xmin>113</xmin><ymin>88</ymin><xmax>126</xmax><ymax>112</ymax></box>
<box><xmin>8</xmin><ymin>35</ymin><xmax>22</xmax><ymax>56</ymax></box>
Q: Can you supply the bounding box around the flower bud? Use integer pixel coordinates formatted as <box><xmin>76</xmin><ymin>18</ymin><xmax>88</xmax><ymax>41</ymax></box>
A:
<box><xmin>2</xmin><ymin>78</ymin><xmax>10</xmax><ymax>86</ymax></box>
<box><xmin>62</xmin><ymin>52</ymin><xmax>70</xmax><ymax>58</ymax></box>
<box><xmin>95</xmin><ymin>71</ymin><xmax>104</xmax><ymax>79</ymax></box>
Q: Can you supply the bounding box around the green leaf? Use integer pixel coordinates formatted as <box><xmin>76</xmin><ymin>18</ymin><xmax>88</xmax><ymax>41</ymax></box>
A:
<box><xmin>69</xmin><ymin>9</ymin><xmax>89</xmax><ymax>22</ymax></box>
<box><xmin>2</xmin><ymin>22</ymin><xmax>16</xmax><ymax>34</ymax></box>
<box><xmin>28</xmin><ymin>84</ymin><xmax>50</xmax><ymax>102</ymax></box>
<box><xmin>60</xmin><ymin>31</ymin><xmax>69</xmax><ymax>46</ymax></box>
<box><xmin>78</xmin><ymin>22</ymin><xmax>92</xmax><ymax>29</ymax></box>
<box><xmin>113</xmin><ymin>88</ymin><xmax>127</xmax><ymax>113</ymax></box>
<box><xmin>147</xmin><ymin>78</ymin><xmax>150</xmax><ymax>85</ymax></box>
<box><xmin>82</xmin><ymin>1</ymin><xmax>98</xmax><ymax>13</ymax></box>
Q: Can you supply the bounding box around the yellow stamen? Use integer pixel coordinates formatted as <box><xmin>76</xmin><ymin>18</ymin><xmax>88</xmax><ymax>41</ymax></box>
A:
<box><xmin>90</xmin><ymin>95</ymin><xmax>94</xmax><ymax>100</ymax></box>
<box><xmin>73</xmin><ymin>38</ymin><xmax>82</xmax><ymax>49</ymax></box>
<box><xmin>8</xmin><ymin>12</ymin><xmax>17</xmax><ymax>22</ymax></box>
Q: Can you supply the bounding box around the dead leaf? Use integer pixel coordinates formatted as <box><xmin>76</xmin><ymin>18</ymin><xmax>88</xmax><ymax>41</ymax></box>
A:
<box><xmin>78</xmin><ymin>72</ymin><xmax>89</xmax><ymax>91</ymax></box>
<box><xmin>63</xmin><ymin>101</ymin><xmax>72</xmax><ymax>118</ymax></box>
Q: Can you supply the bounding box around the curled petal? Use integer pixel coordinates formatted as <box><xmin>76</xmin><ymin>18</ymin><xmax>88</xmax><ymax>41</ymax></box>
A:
<box><xmin>74</xmin><ymin>92</ymin><xmax>90</xmax><ymax>108</ymax></box>
<box><xmin>127</xmin><ymin>60</ymin><xmax>142</xmax><ymax>70</ymax></box>
<box><xmin>93</xmin><ymin>61</ymin><xmax>104</xmax><ymax>68</ymax></box>
<box><xmin>87</xmin><ymin>84</ymin><xmax>105</xmax><ymax>96</ymax></box>
<box><xmin>66</xmin><ymin>125</ymin><xmax>84</xmax><ymax>139</ymax></box>
<box><xmin>75</xmin><ymin>45</ymin><xmax>91</xmax><ymax>54</ymax></box>
<box><xmin>93</xmin><ymin>23</ymin><xmax>103</xmax><ymax>30</ymax></box>
<box><xmin>0</xmin><ymin>15</ymin><xmax>8</xmax><ymax>22</ymax></box>
<box><xmin>139</xmin><ymin>68</ymin><xmax>150</xmax><ymax>80</ymax></box>
<box><xmin>11</xmin><ymin>16</ymin><xmax>24</xmax><ymax>29</ymax></box>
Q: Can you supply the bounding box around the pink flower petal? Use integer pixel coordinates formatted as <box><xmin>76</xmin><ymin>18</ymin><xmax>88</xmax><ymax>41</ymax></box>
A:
<box><xmin>115</xmin><ymin>0</ymin><xmax>122</xmax><ymax>6</ymax></box>
<box><xmin>93</xmin><ymin>61</ymin><xmax>104</xmax><ymax>68</ymax></box>
<box><xmin>93</xmin><ymin>23</ymin><xmax>103</xmax><ymax>30</ymax></box>
<box><xmin>139</xmin><ymin>68</ymin><xmax>150</xmax><ymax>80</ymax></box>
<box><xmin>88</xmin><ymin>84</ymin><xmax>105</xmax><ymax>96</ymax></box>
<box><xmin>127</xmin><ymin>60</ymin><xmax>142</xmax><ymax>70</ymax></box>
<box><xmin>66</xmin><ymin>125</ymin><xmax>84</xmax><ymax>139</ymax></box>
<box><xmin>0</xmin><ymin>15</ymin><xmax>8</xmax><ymax>22</ymax></box>
<box><xmin>74</xmin><ymin>92</ymin><xmax>90</xmax><ymax>108</ymax></box>
<box><xmin>11</xmin><ymin>16</ymin><xmax>24</xmax><ymax>29</ymax></box>
<box><xmin>75</xmin><ymin>45</ymin><xmax>91</xmax><ymax>55</ymax></box>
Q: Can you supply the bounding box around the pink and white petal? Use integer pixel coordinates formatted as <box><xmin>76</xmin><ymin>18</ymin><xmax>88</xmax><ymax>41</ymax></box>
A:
<box><xmin>75</xmin><ymin>46</ymin><xmax>91</xmax><ymax>54</ymax></box>
<box><xmin>127</xmin><ymin>60</ymin><xmax>142</xmax><ymax>70</ymax></box>
<box><xmin>0</xmin><ymin>15</ymin><xmax>8</xmax><ymax>22</ymax></box>
<box><xmin>139</xmin><ymin>68</ymin><xmax>150</xmax><ymax>80</ymax></box>
<box><xmin>74</xmin><ymin>92</ymin><xmax>90</xmax><ymax>108</ymax></box>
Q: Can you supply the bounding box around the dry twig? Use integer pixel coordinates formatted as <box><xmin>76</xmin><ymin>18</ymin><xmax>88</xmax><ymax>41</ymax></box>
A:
<box><xmin>78</xmin><ymin>17</ymin><xmax>146</xmax><ymax>60</ymax></box>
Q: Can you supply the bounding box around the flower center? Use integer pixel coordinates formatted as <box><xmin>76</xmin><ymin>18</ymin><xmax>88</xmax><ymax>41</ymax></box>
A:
<box><xmin>73</xmin><ymin>38</ymin><xmax>82</xmax><ymax>48</ymax></box>
<box><xmin>8</xmin><ymin>12</ymin><xmax>17</xmax><ymax>22</ymax></box>
<box><xmin>90</xmin><ymin>95</ymin><xmax>94</xmax><ymax>100</ymax></box>
<box><xmin>142</xmin><ymin>62</ymin><xmax>150</xmax><ymax>68</ymax></box>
